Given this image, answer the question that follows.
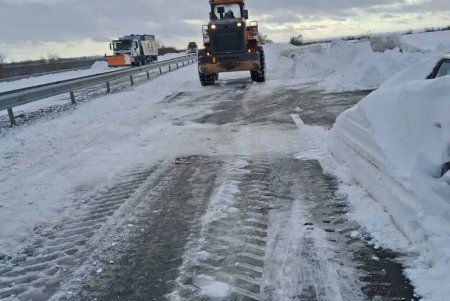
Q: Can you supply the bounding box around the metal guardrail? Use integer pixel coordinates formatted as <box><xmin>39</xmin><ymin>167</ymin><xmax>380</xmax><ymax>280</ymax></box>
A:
<box><xmin>0</xmin><ymin>55</ymin><xmax>197</xmax><ymax>126</ymax></box>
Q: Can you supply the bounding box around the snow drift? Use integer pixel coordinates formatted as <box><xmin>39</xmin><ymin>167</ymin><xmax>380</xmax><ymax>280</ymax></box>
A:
<box><xmin>330</xmin><ymin>55</ymin><xmax>450</xmax><ymax>300</ymax></box>
<box><xmin>267</xmin><ymin>35</ymin><xmax>431</xmax><ymax>92</ymax></box>
<box><xmin>370</xmin><ymin>34</ymin><xmax>403</xmax><ymax>53</ymax></box>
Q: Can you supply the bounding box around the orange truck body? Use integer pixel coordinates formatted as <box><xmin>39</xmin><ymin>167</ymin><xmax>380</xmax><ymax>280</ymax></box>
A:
<box><xmin>209</xmin><ymin>0</ymin><xmax>244</xmax><ymax>3</ymax></box>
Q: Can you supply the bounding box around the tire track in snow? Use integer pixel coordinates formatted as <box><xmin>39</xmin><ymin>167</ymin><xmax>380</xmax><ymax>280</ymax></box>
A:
<box><xmin>169</xmin><ymin>158</ymin><xmax>272</xmax><ymax>301</ymax></box>
<box><xmin>0</xmin><ymin>166</ymin><xmax>162</xmax><ymax>301</ymax></box>
<box><xmin>288</xmin><ymin>114</ymin><xmax>420</xmax><ymax>301</ymax></box>
<box><xmin>59</xmin><ymin>156</ymin><xmax>223</xmax><ymax>301</ymax></box>
<box><xmin>262</xmin><ymin>158</ymin><xmax>367</xmax><ymax>301</ymax></box>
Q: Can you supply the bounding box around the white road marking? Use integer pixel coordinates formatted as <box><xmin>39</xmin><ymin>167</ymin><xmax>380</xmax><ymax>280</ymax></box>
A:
<box><xmin>290</xmin><ymin>114</ymin><xmax>305</xmax><ymax>127</ymax></box>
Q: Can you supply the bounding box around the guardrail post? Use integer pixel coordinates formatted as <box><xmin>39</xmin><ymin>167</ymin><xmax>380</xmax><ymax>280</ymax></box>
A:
<box><xmin>130</xmin><ymin>75</ymin><xmax>134</xmax><ymax>86</ymax></box>
<box><xmin>70</xmin><ymin>91</ymin><xmax>76</xmax><ymax>105</ymax></box>
<box><xmin>146</xmin><ymin>71</ymin><xmax>150</xmax><ymax>80</ymax></box>
<box><xmin>182</xmin><ymin>61</ymin><xmax>185</xmax><ymax>67</ymax></box>
<box><xmin>106</xmin><ymin>82</ymin><xmax>111</xmax><ymax>93</ymax></box>
<box><xmin>7</xmin><ymin>108</ymin><xmax>16</xmax><ymax>127</ymax></box>
<box><xmin>169</xmin><ymin>65</ymin><xmax>172</xmax><ymax>71</ymax></box>
<box><xmin>176</xmin><ymin>63</ymin><xmax>179</xmax><ymax>69</ymax></box>
<box><xmin>159</xmin><ymin>67</ymin><xmax>162</xmax><ymax>75</ymax></box>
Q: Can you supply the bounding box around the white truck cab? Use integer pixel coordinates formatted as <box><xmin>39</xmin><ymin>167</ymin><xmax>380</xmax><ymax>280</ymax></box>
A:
<box><xmin>108</xmin><ymin>34</ymin><xmax>158</xmax><ymax>67</ymax></box>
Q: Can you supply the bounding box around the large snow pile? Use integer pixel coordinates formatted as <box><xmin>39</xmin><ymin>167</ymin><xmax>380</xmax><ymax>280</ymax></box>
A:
<box><xmin>369</xmin><ymin>34</ymin><xmax>403</xmax><ymax>52</ymax></box>
<box><xmin>264</xmin><ymin>31</ymin><xmax>450</xmax><ymax>92</ymax></box>
<box><xmin>89</xmin><ymin>60</ymin><xmax>109</xmax><ymax>71</ymax></box>
<box><xmin>330</xmin><ymin>55</ymin><xmax>450</xmax><ymax>300</ymax></box>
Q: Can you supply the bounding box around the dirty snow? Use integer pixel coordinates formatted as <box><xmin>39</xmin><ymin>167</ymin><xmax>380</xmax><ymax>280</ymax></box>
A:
<box><xmin>197</xmin><ymin>277</ymin><xmax>231</xmax><ymax>298</ymax></box>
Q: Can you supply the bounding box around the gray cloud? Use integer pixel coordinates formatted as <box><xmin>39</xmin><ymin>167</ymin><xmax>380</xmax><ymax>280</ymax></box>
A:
<box><xmin>0</xmin><ymin>0</ymin><xmax>449</xmax><ymax>59</ymax></box>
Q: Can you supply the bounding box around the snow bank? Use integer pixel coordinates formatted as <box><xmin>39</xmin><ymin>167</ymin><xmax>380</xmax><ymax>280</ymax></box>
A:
<box><xmin>159</xmin><ymin>52</ymin><xmax>188</xmax><ymax>61</ymax></box>
<box><xmin>370</xmin><ymin>34</ymin><xmax>403</xmax><ymax>53</ymax></box>
<box><xmin>0</xmin><ymin>61</ymin><xmax>114</xmax><ymax>93</ymax></box>
<box><xmin>264</xmin><ymin>30</ymin><xmax>450</xmax><ymax>92</ymax></box>
<box><xmin>330</xmin><ymin>56</ymin><xmax>450</xmax><ymax>300</ymax></box>
<box><xmin>89</xmin><ymin>60</ymin><xmax>109</xmax><ymax>71</ymax></box>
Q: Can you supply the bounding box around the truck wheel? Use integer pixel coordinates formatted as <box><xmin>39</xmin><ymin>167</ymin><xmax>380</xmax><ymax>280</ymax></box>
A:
<box><xmin>199</xmin><ymin>71</ymin><xmax>215</xmax><ymax>86</ymax></box>
<box><xmin>251</xmin><ymin>47</ymin><xmax>266</xmax><ymax>83</ymax></box>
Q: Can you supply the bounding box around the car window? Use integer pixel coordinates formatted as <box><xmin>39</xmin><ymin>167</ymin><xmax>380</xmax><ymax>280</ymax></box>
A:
<box><xmin>436</xmin><ymin>61</ymin><xmax>450</xmax><ymax>78</ymax></box>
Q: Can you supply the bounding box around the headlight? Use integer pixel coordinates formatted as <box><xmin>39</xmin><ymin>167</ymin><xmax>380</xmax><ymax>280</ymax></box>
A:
<box><xmin>211</xmin><ymin>24</ymin><xmax>217</xmax><ymax>30</ymax></box>
<box><xmin>237</xmin><ymin>22</ymin><xmax>242</xmax><ymax>27</ymax></box>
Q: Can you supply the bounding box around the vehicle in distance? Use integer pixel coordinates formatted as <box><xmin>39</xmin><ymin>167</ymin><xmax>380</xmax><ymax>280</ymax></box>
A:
<box><xmin>186</xmin><ymin>42</ymin><xmax>198</xmax><ymax>54</ymax></box>
<box><xmin>198</xmin><ymin>0</ymin><xmax>265</xmax><ymax>86</ymax></box>
<box><xmin>106</xmin><ymin>34</ymin><xmax>159</xmax><ymax>67</ymax></box>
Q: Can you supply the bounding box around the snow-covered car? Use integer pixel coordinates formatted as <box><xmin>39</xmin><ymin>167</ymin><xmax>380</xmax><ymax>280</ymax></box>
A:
<box><xmin>330</xmin><ymin>54</ymin><xmax>450</xmax><ymax>288</ymax></box>
<box><xmin>427</xmin><ymin>54</ymin><xmax>450</xmax><ymax>79</ymax></box>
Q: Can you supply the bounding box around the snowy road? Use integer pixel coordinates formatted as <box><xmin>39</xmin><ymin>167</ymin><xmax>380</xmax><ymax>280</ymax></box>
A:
<box><xmin>0</xmin><ymin>66</ymin><xmax>418</xmax><ymax>300</ymax></box>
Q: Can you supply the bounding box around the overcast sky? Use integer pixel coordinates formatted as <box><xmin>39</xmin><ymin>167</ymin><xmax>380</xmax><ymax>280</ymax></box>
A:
<box><xmin>0</xmin><ymin>0</ymin><xmax>449</xmax><ymax>61</ymax></box>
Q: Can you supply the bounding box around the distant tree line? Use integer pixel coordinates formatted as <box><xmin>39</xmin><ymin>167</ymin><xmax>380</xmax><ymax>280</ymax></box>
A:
<box><xmin>288</xmin><ymin>24</ymin><xmax>450</xmax><ymax>47</ymax></box>
<box><xmin>424</xmin><ymin>25</ymin><xmax>450</xmax><ymax>32</ymax></box>
<box><xmin>157</xmin><ymin>41</ymin><xmax>184</xmax><ymax>55</ymax></box>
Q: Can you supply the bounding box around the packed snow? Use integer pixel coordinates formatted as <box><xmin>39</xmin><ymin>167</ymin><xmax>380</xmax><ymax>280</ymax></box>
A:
<box><xmin>1</xmin><ymin>29</ymin><xmax>450</xmax><ymax>300</ymax></box>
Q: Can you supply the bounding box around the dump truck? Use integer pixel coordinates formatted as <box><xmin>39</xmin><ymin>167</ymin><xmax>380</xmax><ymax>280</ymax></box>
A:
<box><xmin>198</xmin><ymin>0</ymin><xmax>265</xmax><ymax>86</ymax></box>
<box><xmin>106</xmin><ymin>34</ymin><xmax>158</xmax><ymax>67</ymax></box>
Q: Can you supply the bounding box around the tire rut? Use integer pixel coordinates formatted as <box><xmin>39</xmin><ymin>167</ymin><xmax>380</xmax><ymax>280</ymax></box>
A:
<box><xmin>0</xmin><ymin>166</ymin><xmax>161</xmax><ymax>301</ymax></box>
<box><xmin>60</xmin><ymin>156</ymin><xmax>223</xmax><ymax>301</ymax></box>
<box><xmin>171</xmin><ymin>158</ymin><xmax>272</xmax><ymax>301</ymax></box>
<box><xmin>263</xmin><ymin>157</ymin><xmax>419</xmax><ymax>301</ymax></box>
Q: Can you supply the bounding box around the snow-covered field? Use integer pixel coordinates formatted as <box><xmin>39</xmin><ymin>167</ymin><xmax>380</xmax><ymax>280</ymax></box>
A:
<box><xmin>0</xmin><ymin>52</ymin><xmax>187</xmax><ymax>93</ymax></box>
<box><xmin>1</xmin><ymin>30</ymin><xmax>450</xmax><ymax>300</ymax></box>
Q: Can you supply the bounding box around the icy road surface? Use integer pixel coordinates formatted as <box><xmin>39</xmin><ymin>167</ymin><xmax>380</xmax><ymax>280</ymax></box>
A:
<box><xmin>0</xmin><ymin>43</ymin><xmax>425</xmax><ymax>300</ymax></box>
